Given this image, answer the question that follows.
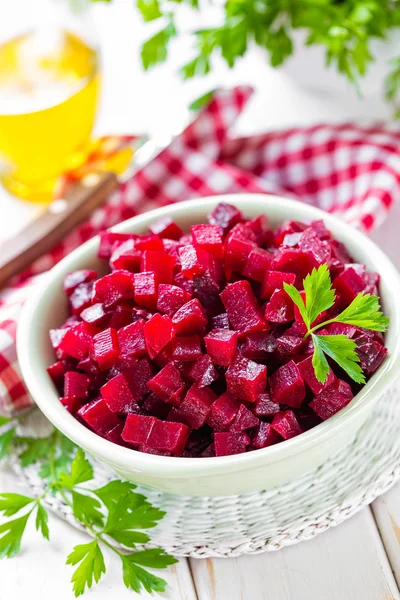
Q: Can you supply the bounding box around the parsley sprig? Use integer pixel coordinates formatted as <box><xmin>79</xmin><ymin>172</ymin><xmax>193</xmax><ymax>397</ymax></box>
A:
<box><xmin>284</xmin><ymin>264</ymin><xmax>389</xmax><ymax>385</ymax></box>
<box><xmin>0</xmin><ymin>413</ymin><xmax>176</xmax><ymax>597</ymax></box>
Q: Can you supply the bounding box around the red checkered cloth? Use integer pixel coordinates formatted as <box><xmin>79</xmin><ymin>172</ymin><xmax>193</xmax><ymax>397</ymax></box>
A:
<box><xmin>1</xmin><ymin>85</ymin><xmax>399</xmax><ymax>413</ymax></box>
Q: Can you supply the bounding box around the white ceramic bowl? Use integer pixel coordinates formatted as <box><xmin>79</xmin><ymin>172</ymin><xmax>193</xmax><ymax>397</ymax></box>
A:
<box><xmin>17</xmin><ymin>194</ymin><xmax>400</xmax><ymax>497</ymax></box>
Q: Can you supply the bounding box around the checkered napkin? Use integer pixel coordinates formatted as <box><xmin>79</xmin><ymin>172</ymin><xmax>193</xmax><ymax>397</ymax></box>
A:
<box><xmin>1</xmin><ymin>85</ymin><xmax>400</xmax><ymax>414</ymax></box>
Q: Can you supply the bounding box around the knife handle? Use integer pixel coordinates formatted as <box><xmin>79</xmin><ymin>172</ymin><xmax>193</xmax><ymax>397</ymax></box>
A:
<box><xmin>0</xmin><ymin>171</ymin><xmax>118</xmax><ymax>289</ymax></box>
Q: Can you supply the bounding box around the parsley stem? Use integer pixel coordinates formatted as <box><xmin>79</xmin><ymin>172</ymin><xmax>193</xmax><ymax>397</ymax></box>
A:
<box><xmin>305</xmin><ymin>317</ymin><xmax>339</xmax><ymax>338</ymax></box>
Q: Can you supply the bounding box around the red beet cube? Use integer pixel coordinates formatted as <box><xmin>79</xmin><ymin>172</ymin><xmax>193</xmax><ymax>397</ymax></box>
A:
<box><xmin>310</xmin><ymin>379</ymin><xmax>354</xmax><ymax>420</ymax></box>
<box><xmin>122</xmin><ymin>414</ymin><xmax>156</xmax><ymax>447</ymax></box>
<box><xmin>147</xmin><ymin>363</ymin><xmax>185</xmax><ymax>402</ymax></box>
<box><xmin>270</xmin><ymin>360</ymin><xmax>305</xmax><ymax>408</ymax></box>
<box><xmin>146</xmin><ymin>420</ymin><xmax>190</xmax><ymax>456</ymax></box>
<box><xmin>176</xmin><ymin>384</ymin><xmax>217</xmax><ymax>429</ymax></box>
<box><xmin>110</xmin><ymin>239</ymin><xmax>141</xmax><ymax>272</ymax></box>
<box><xmin>211</xmin><ymin>313</ymin><xmax>230</xmax><ymax>329</ymax></box>
<box><xmin>208</xmin><ymin>202</ymin><xmax>242</xmax><ymax>234</ymax></box>
<box><xmin>224</xmin><ymin>236</ymin><xmax>254</xmax><ymax>272</ymax></box>
<box><xmin>64</xmin><ymin>371</ymin><xmax>90</xmax><ymax>399</ymax></box>
<box><xmin>102</xmin><ymin>423</ymin><xmax>127</xmax><ymax>446</ymax></box>
<box><xmin>276</xmin><ymin>334</ymin><xmax>307</xmax><ymax>360</ymax></box>
<box><xmin>173</xmin><ymin>272</ymin><xmax>194</xmax><ymax>297</ymax></box>
<box><xmin>271</xmin><ymin>410</ymin><xmax>302</xmax><ymax>439</ymax></box>
<box><xmin>207</xmin><ymin>393</ymin><xmax>241</xmax><ymax>432</ymax></box>
<box><xmin>230</xmin><ymin>404</ymin><xmax>259</xmax><ymax>432</ymax></box>
<box><xmin>226</xmin><ymin>356</ymin><xmax>267</xmax><ymax>402</ymax></box>
<box><xmin>142</xmin><ymin>393</ymin><xmax>171</xmax><ymax>420</ymax></box>
<box><xmin>144</xmin><ymin>313</ymin><xmax>174</xmax><ymax>358</ymax></box>
<box><xmin>69</xmin><ymin>282</ymin><xmax>94</xmax><ymax>315</ymax></box>
<box><xmin>274</xmin><ymin>248</ymin><xmax>314</xmax><ymax>281</ymax></box>
<box><xmin>214</xmin><ymin>431</ymin><xmax>249</xmax><ymax>456</ymax></box>
<box><xmin>171</xmin><ymin>335</ymin><xmax>202</xmax><ymax>362</ymax></box>
<box><xmin>189</xmin><ymin>355</ymin><xmax>218</xmax><ymax>387</ymax></box>
<box><xmin>98</xmin><ymin>231</ymin><xmax>137</xmax><ymax>259</ymax></box>
<box><xmin>298</xmin><ymin>228</ymin><xmax>331</xmax><ymax>267</ymax></box>
<box><xmin>117</xmin><ymin>320</ymin><xmax>147</xmax><ymax>360</ymax></box>
<box><xmin>333</xmin><ymin>267</ymin><xmax>366</xmax><ymax>304</ymax></box>
<box><xmin>251</xmin><ymin>422</ymin><xmax>281</xmax><ymax>449</ymax></box>
<box><xmin>80</xmin><ymin>303</ymin><xmax>109</xmax><ymax>327</ymax></box>
<box><xmin>191</xmin><ymin>224</ymin><xmax>223</xmax><ymax>258</ymax></box>
<box><xmin>261</xmin><ymin>270</ymin><xmax>296</xmax><ymax>300</ymax></box>
<box><xmin>192</xmin><ymin>273</ymin><xmax>223</xmax><ymax>316</ymax></box>
<box><xmin>179</xmin><ymin>244</ymin><xmax>216</xmax><ymax>279</ymax></box>
<box><xmin>134</xmin><ymin>271</ymin><xmax>159</xmax><ymax>309</ymax></box>
<box><xmin>264</xmin><ymin>289</ymin><xmax>294</xmax><ymax>324</ymax></box>
<box><xmin>58</xmin><ymin>322</ymin><xmax>100</xmax><ymax>360</ymax></box>
<box><xmin>297</xmin><ymin>356</ymin><xmax>336</xmax><ymax>395</ymax></box>
<box><xmin>220</xmin><ymin>280</ymin><xmax>268</xmax><ymax>335</ymax></box>
<box><xmin>239</xmin><ymin>332</ymin><xmax>277</xmax><ymax>360</ymax></box>
<box><xmin>204</xmin><ymin>328</ymin><xmax>238</xmax><ymax>366</ymax></box>
<box><xmin>246</xmin><ymin>215</ymin><xmax>273</xmax><ymax>246</ymax></box>
<box><xmin>47</xmin><ymin>361</ymin><xmax>66</xmax><ymax>386</ymax></box>
<box><xmin>172</xmin><ymin>299</ymin><xmax>207</xmax><ymax>335</ymax></box>
<box><xmin>356</xmin><ymin>340</ymin><xmax>387</xmax><ymax>375</ymax></box>
<box><xmin>135</xmin><ymin>234</ymin><xmax>164</xmax><ymax>253</ymax></box>
<box><xmin>243</xmin><ymin>248</ymin><xmax>274</xmax><ymax>282</ymax></box>
<box><xmin>92</xmin><ymin>271</ymin><xmax>134</xmax><ymax>308</ymax></box>
<box><xmin>61</xmin><ymin>395</ymin><xmax>83</xmax><ymax>414</ymax></box>
<box><xmin>101</xmin><ymin>371</ymin><xmax>138</xmax><ymax>413</ymax></box>
<box><xmin>150</xmin><ymin>216</ymin><xmax>183</xmax><ymax>240</ymax></box>
<box><xmin>157</xmin><ymin>284</ymin><xmax>191</xmax><ymax>317</ymax></box>
<box><xmin>77</xmin><ymin>398</ymin><xmax>120</xmax><ymax>435</ymax></box>
<box><xmin>140</xmin><ymin>250</ymin><xmax>175</xmax><ymax>284</ymax></box>
<box><xmin>108</xmin><ymin>305</ymin><xmax>133</xmax><ymax>330</ymax></box>
<box><xmin>91</xmin><ymin>328</ymin><xmax>119</xmax><ymax>370</ymax></box>
<box><xmin>64</xmin><ymin>269</ymin><xmax>97</xmax><ymax>296</ymax></box>
<box><xmin>253</xmin><ymin>393</ymin><xmax>280</xmax><ymax>419</ymax></box>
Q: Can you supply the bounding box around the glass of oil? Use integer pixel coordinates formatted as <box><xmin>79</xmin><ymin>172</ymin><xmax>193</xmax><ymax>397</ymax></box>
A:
<box><xmin>0</xmin><ymin>5</ymin><xmax>100</xmax><ymax>202</ymax></box>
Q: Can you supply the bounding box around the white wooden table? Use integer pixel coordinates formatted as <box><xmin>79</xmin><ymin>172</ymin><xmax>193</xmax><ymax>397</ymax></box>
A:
<box><xmin>1</xmin><ymin>3</ymin><xmax>400</xmax><ymax>598</ymax></box>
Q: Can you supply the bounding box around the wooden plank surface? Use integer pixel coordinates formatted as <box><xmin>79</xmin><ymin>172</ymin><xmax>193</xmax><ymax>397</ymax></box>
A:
<box><xmin>372</xmin><ymin>481</ymin><xmax>400</xmax><ymax>589</ymax></box>
<box><xmin>190</xmin><ymin>508</ymin><xmax>400</xmax><ymax>600</ymax></box>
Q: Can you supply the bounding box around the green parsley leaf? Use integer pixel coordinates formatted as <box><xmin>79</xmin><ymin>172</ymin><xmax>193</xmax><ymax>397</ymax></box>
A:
<box><xmin>121</xmin><ymin>556</ymin><xmax>168</xmax><ymax>594</ymax></box>
<box><xmin>332</xmin><ymin>293</ymin><xmax>389</xmax><ymax>332</ymax></box>
<box><xmin>105</xmin><ymin>494</ymin><xmax>165</xmax><ymax>534</ymax></box>
<box><xmin>0</xmin><ymin>493</ymin><xmax>34</xmax><ymax>517</ymax></box>
<box><xmin>0</xmin><ymin>416</ymin><xmax>11</xmax><ymax>427</ymax></box>
<box><xmin>107</xmin><ymin>529</ymin><xmax>150</xmax><ymax>548</ymax></box>
<box><xmin>35</xmin><ymin>504</ymin><xmax>50</xmax><ymax>540</ymax></box>
<box><xmin>303</xmin><ymin>264</ymin><xmax>336</xmax><ymax>328</ymax></box>
<box><xmin>17</xmin><ymin>436</ymin><xmax>53</xmax><ymax>467</ymax></box>
<box><xmin>141</xmin><ymin>21</ymin><xmax>177</xmax><ymax>70</ymax></box>
<box><xmin>136</xmin><ymin>0</ymin><xmax>162</xmax><ymax>23</ymax></box>
<box><xmin>66</xmin><ymin>541</ymin><xmax>106</xmax><ymax>598</ymax></box>
<box><xmin>283</xmin><ymin>283</ymin><xmax>308</xmax><ymax>327</ymax></box>
<box><xmin>312</xmin><ymin>334</ymin><xmax>365</xmax><ymax>384</ymax></box>
<box><xmin>0</xmin><ymin>513</ymin><xmax>30</xmax><ymax>558</ymax></box>
<box><xmin>71</xmin><ymin>491</ymin><xmax>104</xmax><ymax>528</ymax></box>
<box><xmin>58</xmin><ymin>448</ymin><xmax>94</xmax><ymax>489</ymax></box>
<box><xmin>0</xmin><ymin>428</ymin><xmax>16</xmax><ymax>459</ymax></box>
<box><xmin>127</xmin><ymin>548</ymin><xmax>178</xmax><ymax>569</ymax></box>
<box><xmin>93</xmin><ymin>480</ymin><xmax>137</xmax><ymax>510</ymax></box>
<box><xmin>189</xmin><ymin>89</ymin><xmax>215</xmax><ymax>111</ymax></box>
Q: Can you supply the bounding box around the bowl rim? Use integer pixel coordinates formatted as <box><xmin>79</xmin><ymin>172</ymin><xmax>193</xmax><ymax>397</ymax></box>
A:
<box><xmin>17</xmin><ymin>193</ymin><xmax>400</xmax><ymax>478</ymax></box>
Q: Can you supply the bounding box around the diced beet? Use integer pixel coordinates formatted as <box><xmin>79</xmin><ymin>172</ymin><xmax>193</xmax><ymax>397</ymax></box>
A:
<box><xmin>144</xmin><ymin>313</ymin><xmax>174</xmax><ymax>358</ymax></box>
<box><xmin>220</xmin><ymin>280</ymin><xmax>268</xmax><ymax>335</ymax></box>
<box><xmin>147</xmin><ymin>363</ymin><xmax>185</xmax><ymax>402</ymax></box>
<box><xmin>189</xmin><ymin>355</ymin><xmax>219</xmax><ymax>388</ymax></box>
<box><xmin>142</xmin><ymin>394</ymin><xmax>171</xmax><ymax>419</ymax></box>
<box><xmin>64</xmin><ymin>269</ymin><xmax>97</xmax><ymax>296</ymax></box>
<box><xmin>333</xmin><ymin>267</ymin><xmax>366</xmax><ymax>305</ymax></box>
<box><xmin>77</xmin><ymin>398</ymin><xmax>120</xmax><ymax>435</ymax></box>
<box><xmin>69</xmin><ymin>281</ymin><xmax>94</xmax><ymax>315</ymax></box>
<box><xmin>80</xmin><ymin>303</ymin><xmax>109</xmax><ymax>327</ymax></box>
<box><xmin>261</xmin><ymin>270</ymin><xmax>296</xmax><ymax>300</ymax></box>
<box><xmin>310</xmin><ymin>380</ymin><xmax>354</xmax><ymax>420</ymax></box>
<box><xmin>193</xmin><ymin>273</ymin><xmax>223</xmax><ymax>316</ymax></box>
<box><xmin>207</xmin><ymin>393</ymin><xmax>241</xmax><ymax>431</ymax></box>
<box><xmin>152</xmin><ymin>345</ymin><xmax>173</xmax><ymax>368</ymax></box>
<box><xmin>64</xmin><ymin>371</ymin><xmax>90</xmax><ymax>399</ymax></box>
<box><xmin>223</xmin><ymin>236</ymin><xmax>254</xmax><ymax>272</ymax></box>
<box><xmin>243</xmin><ymin>247</ymin><xmax>274</xmax><ymax>282</ymax></box>
<box><xmin>122</xmin><ymin>414</ymin><xmax>156</xmax><ymax>446</ymax></box>
<box><xmin>179</xmin><ymin>244</ymin><xmax>216</xmax><ymax>279</ymax></box>
<box><xmin>228</xmin><ymin>223</ymin><xmax>258</xmax><ymax>243</ymax></box>
<box><xmin>298</xmin><ymin>228</ymin><xmax>331</xmax><ymax>267</ymax></box>
<box><xmin>101</xmin><ymin>371</ymin><xmax>138</xmax><ymax>413</ymax></box>
<box><xmin>102</xmin><ymin>423</ymin><xmax>127</xmax><ymax>446</ymax></box>
<box><xmin>57</xmin><ymin>322</ymin><xmax>100</xmax><ymax>360</ymax></box>
<box><xmin>297</xmin><ymin>356</ymin><xmax>336</xmax><ymax>395</ymax></box>
<box><xmin>226</xmin><ymin>356</ymin><xmax>267</xmax><ymax>402</ymax></box>
<box><xmin>108</xmin><ymin>305</ymin><xmax>133</xmax><ymax>330</ymax></box>
<box><xmin>230</xmin><ymin>404</ymin><xmax>259</xmax><ymax>432</ymax></box>
<box><xmin>270</xmin><ymin>360</ymin><xmax>305</xmax><ymax>408</ymax></box>
<box><xmin>91</xmin><ymin>328</ymin><xmax>119</xmax><ymax>370</ymax></box>
<box><xmin>201</xmin><ymin>443</ymin><xmax>216</xmax><ymax>457</ymax></box>
<box><xmin>146</xmin><ymin>420</ymin><xmax>190</xmax><ymax>455</ymax></box>
<box><xmin>274</xmin><ymin>248</ymin><xmax>314</xmax><ymax>281</ymax></box>
<box><xmin>173</xmin><ymin>272</ymin><xmax>194</xmax><ymax>297</ymax></box>
<box><xmin>246</xmin><ymin>214</ymin><xmax>273</xmax><ymax>246</ymax></box>
<box><xmin>47</xmin><ymin>361</ymin><xmax>66</xmax><ymax>386</ymax></box>
<box><xmin>175</xmin><ymin>384</ymin><xmax>217</xmax><ymax>429</ymax></box>
<box><xmin>274</xmin><ymin>220</ymin><xmax>307</xmax><ymax>245</ymax></box>
<box><xmin>183</xmin><ymin>428</ymin><xmax>214</xmax><ymax>457</ymax></box>
<box><xmin>264</xmin><ymin>289</ymin><xmax>294</xmax><ymax>324</ymax></box>
<box><xmin>356</xmin><ymin>340</ymin><xmax>387</xmax><ymax>375</ymax></box>
<box><xmin>276</xmin><ymin>334</ymin><xmax>307</xmax><ymax>360</ymax></box>
<box><xmin>117</xmin><ymin>320</ymin><xmax>147</xmax><ymax>359</ymax></box>
<box><xmin>150</xmin><ymin>216</ymin><xmax>183</xmax><ymax>240</ymax></box>
<box><xmin>271</xmin><ymin>410</ymin><xmax>302</xmax><ymax>439</ymax></box>
<box><xmin>211</xmin><ymin>313</ymin><xmax>230</xmax><ymax>329</ymax></box>
<box><xmin>139</xmin><ymin>445</ymin><xmax>172</xmax><ymax>456</ymax></box>
<box><xmin>98</xmin><ymin>231</ymin><xmax>137</xmax><ymax>259</ymax></box>
<box><xmin>239</xmin><ymin>331</ymin><xmax>277</xmax><ymax>360</ymax></box>
<box><xmin>110</xmin><ymin>239</ymin><xmax>141</xmax><ymax>272</ymax></box>
<box><xmin>251</xmin><ymin>421</ymin><xmax>281</xmax><ymax>449</ymax></box>
<box><xmin>157</xmin><ymin>284</ymin><xmax>191</xmax><ymax>317</ymax></box>
<box><xmin>141</xmin><ymin>250</ymin><xmax>175</xmax><ymax>284</ymax></box>
<box><xmin>324</xmin><ymin>322</ymin><xmax>357</xmax><ymax>338</ymax></box>
<box><xmin>214</xmin><ymin>431</ymin><xmax>249</xmax><ymax>456</ymax></box>
<box><xmin>61</xmin><ymin>395</ymin><xmax>83</xmax><ymax>414</ymax></box>
<box><xmin>133</xmin><ymin>271</ymin><xmax>159</xmax><ymax>309</ymax></box>
<box><xmin>172</xmin><ymin>299</ymin><xmax>207</xmax><ymax>335</ymax></box>
<box><xmin>208</xmin><ymin>202</ymin><xmax>242</xmax><ymax>234</ymax></box>
<box><xmin>253</xmin><ymin>393</ymin><xmax>280</xmax><ymax>419</ymax></box>
<box><xmin>204</xmin><ymin>328</ymin><xmax>238</xmax><ymax>366</ymax></box>
<box><xmin>92</xmin><ymin>271</ymin><xmax>134</xmax><ymax>308</ymax></box>
<box><xmin>123</xmin><ymin>358</ymin><xmax>153</xmax><ymax>402</ymax></box>
<box><xmin>135</xmin><ymin>234</ymin><xmax>164</xmax><ymax>253</ymax></box>
<box><xmin>191</xmin><ymin>224</ymin><xmax>223</xmax><ymax>258</ymax></box>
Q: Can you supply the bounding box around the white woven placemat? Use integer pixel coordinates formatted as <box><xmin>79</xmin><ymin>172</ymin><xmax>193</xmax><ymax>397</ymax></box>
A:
<box><xmin>10</xmin><ymin>383</ymin><xmax>400</xmax><ymax>558</ymax></box>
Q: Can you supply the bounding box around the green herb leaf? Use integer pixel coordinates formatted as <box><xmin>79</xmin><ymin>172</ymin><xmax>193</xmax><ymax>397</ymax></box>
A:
<box><xmin>0</xmin><ymin>428</ymin><xmax>16</xmax><ymax>459</ymax></box>
<box><xmin>127</xmin><ymin>548</ymin><xmax>178</xmax><ymax>569</ymax></box>
<box><xmin>104</xmin><ymin>493</ymin><xmax>165</xmax><ymax>534</ymax></box>
<box><xmin>66</xmin><ymin>541</ymin><xmax>106</xmax><ymax>598</ymax></box>
<box><xmin>107</xmin><ymin>529</ymin><xmax>150</xmax><ymax>548</ymax></box>
<box><xmin>58</xmin><ymin>448</ymin><xmax>93</xmax><ymax>489</ymax></box>
<box><xmin>71</xmin><ymin>491</ymin><xmax>104</xmax><ymax>528</ymax></box>
<box><xmin>283</xmin><ymin>283</ymin><xmax>308</xmax><ymax>326</ymax></box>
<box><xmin>136</xmin><ymin>0</ymin><xmax>162</xmax><ymax>22</ymax></box>
<box><xmin>189</xmin><ymin>89</ymin><xmax>215</xmax><ymax>111</ymax></box>
<box><xmin>332</xmin><ymin>293</ymin><xmax>389</xmax><ymax>332</ymax></box>
<box><xmin>312</xmin><ymin>334</ymin><xmax>365</xmax><ymax>384</ymax></box>
<box><xmin>141</xmin><ymin>21</ymin><xmax>177</xmax><ymax>70</ymax></box>
<box><xmin>35</xmin><ymin>504</ymin><xmax>50</xmax><ymax>540</ymax></box>
<box><xmin>121</xmin><ymin>556</ymin><xmax>168</xmax><ymax>594</ymax></box>
<box><xmin>93</xmin><ymin>480</ymin><xmax>137</xmax><ymax>510</ymax></box>
<box><xmin>17</xmin><ymin>436</ymin><xmax>53</xmax><ymax>467</ymax></box>
<box><xmin>303</xmin><ymin>264</ymin><xmax>336</xmax><ymax>328</ymax></box>
<box><xmin>0</xmin><ymin>416</ymin><xmax>11</xmax><ymax>426</ymax></box>
<box><xmin>0</xmin><ymin>513</ymin><xmax>30</xmax><ymax>558</ymax></box>
<box><xmin>0</xmin><ymin>493</ymin><xmax>34</xmax><ymax>517</ymax></box>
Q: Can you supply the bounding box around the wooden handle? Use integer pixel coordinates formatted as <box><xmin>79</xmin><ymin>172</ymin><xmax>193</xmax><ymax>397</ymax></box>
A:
<box><xmin>0</xmin><ymin>171</ymin><xmax>118</xmax><ymax>288</ymax></box>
